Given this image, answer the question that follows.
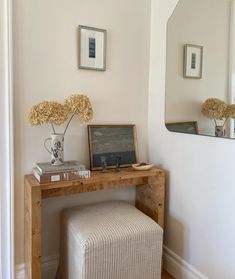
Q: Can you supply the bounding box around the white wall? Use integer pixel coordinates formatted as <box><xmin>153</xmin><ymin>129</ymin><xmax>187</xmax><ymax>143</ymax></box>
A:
<box><xmin>13</xmin><ymin>0</ymin><xmax>151</xmax><ymax>267</ymax></box>
<box><xmin>149</xmin><ymin>0</ymin><xmax>235</xmax><ymax>278</ymax></box>
<box><xmin>165</xmin><ymin>0</ymin><xmax>230</xmax><ymax>136</ymax></box>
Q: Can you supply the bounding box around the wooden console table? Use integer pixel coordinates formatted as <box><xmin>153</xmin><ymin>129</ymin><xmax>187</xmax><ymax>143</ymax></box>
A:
<box><xmin>24</xmin><ymin>167</ymin><xmax>165</xmax><ymax>279</ymax></box>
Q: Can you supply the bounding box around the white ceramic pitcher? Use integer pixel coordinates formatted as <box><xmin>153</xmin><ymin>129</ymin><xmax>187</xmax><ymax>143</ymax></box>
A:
<box><xmin>44</xmin><ymin>133</ymin><xmax>64</xmax><ymax>165</ymax></box>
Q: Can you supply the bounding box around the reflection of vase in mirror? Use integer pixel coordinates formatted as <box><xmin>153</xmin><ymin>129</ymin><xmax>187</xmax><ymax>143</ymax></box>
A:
<box><xmin>165</xmin><ymin>0</ymin><xmax>235</xmax><ymax>139</ymax></box>
<box><xmin>215</xmin><ymin>126</ymin><xmax>225</xmax><ymax>137</ymax></box>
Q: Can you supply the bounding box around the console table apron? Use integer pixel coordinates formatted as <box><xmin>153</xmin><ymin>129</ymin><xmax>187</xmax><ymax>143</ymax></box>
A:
<box><xmin>24</xmin><ymin>168</ymin><xmax>165</xmax><ymax>279</ymax></box>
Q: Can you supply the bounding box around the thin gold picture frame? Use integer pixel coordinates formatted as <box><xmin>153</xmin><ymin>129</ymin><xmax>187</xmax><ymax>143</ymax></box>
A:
<box><xmin>88</xmin><ymin>125</ymin><xmax>139</xmax><ymax>170</ymax></box>
<box><xmin>183</xmin><ymin>44</ymin><xmax>203</xmax><ymax>79</ymax></box>
<box><xmin>78</xmin><ymin>25</ymin><xmax>107</xmax><ymax>71</ymax></box>
<box><xmin>166</xmin><ymin>121</ymin><xmax>199</xmax><ymax>135</ymax></box>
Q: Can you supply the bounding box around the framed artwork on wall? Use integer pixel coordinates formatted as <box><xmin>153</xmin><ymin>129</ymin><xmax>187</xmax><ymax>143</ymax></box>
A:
<box><xmin>88</xmin><ymin>125</ymin><xmax>138</xmax><ymax>170</ymax></box>
<box><xmin>166</xmin><ymin>121</ymin><xmax>199</xmax><ymax>135</ymax></box>
<box><xmin>78</xmin><ymin>25</ymin><xmax>107</xmax><ymax>71</ymax></box>
<box><xmin>183</xmin><ymin>44</ymin><xmax>203</xmax><ymax>79</ymax></box>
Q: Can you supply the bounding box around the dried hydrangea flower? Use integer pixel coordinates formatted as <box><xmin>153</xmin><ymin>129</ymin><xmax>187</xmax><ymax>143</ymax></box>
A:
<box><xmin>28</xmin><ymin>94</ymin><xmax>93</xmax><ymax>135</ymax></box>
<box><xmin>28</xmin><ymin>101</ymin><xmax>69</xmax><ymax>133</ymax></box>
<box><xmin>64</xmin><ymin>94</ymin><xmax>93</xmax><ymax>122</ymax></box>
<box><xmin>201</xmin><ymin>98</ymin><xmax>227</xmax><ymax>120</ymax></box>
<box><xmin>223</xmin><ymin>104</ymin><xmax>235</xmax><ymax>119</ymax></box>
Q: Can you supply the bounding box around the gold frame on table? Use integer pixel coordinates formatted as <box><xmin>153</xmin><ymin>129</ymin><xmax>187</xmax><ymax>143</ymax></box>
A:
<box><xmin>88</xmin><ymin>125</ymin><xmax>139</xmax><ymax>170</ymax></box>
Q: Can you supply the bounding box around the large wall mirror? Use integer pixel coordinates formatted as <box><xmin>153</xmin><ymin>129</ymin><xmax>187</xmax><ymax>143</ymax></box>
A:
<box><xmin>165</xmin><ymin>0</ymin><xmax>235</xmax><ymax>139</ymax></box>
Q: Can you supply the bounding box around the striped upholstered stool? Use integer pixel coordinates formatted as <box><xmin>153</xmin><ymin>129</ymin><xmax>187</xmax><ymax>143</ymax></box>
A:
<box><xmin>59</xmin><ymin>201</ymin><xmax>163</xmax><ymax>279</ymax></box>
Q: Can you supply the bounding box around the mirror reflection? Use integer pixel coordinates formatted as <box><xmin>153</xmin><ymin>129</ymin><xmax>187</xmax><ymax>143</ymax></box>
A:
<box><xmin>165</xmin><ymin>0</ymin><xmax>235</xmax><ymax>139</ymax></box>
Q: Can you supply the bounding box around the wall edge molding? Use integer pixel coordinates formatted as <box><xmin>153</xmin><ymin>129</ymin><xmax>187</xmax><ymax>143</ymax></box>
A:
<box><xmin>163</xmin><ymin>246</ymin><xmax>208</xmax><ymax>279</ymax></box>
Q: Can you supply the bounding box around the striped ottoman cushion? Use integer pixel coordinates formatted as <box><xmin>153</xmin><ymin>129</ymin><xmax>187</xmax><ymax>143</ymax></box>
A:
<box><xmin>59</xmin><ymin>201</ymin><xmax>163</xmax><ymax>279</ymax></box>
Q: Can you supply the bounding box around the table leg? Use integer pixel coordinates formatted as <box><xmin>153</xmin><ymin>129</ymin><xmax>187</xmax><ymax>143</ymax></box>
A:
<box><xmin>136</xmin><ymin>172</ymin><xmax>166</xmax><ymax>273</ymax></box>
<box><xmin>136</xmin><ymin>172</ymin><xmax>165</xmax><ymax>229</ymax></box>
<box><xmin>25</xmin><ymin>178</ymin><xmax>42</xmax><ymax>279</ymax></box>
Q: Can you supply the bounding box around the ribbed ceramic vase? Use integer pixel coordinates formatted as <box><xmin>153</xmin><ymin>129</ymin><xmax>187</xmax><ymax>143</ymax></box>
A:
<box><xmin>44</xmin><ymin>133</ymin><xmax>64</xmax><ymax>165</ymax></box>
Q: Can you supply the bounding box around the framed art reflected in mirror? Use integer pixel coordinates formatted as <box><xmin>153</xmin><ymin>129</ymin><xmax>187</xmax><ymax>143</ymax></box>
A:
<box><xmin>166</xmin><ymin>121</ymin><xmax>199</xmax><ymax>135</ymax></box>
<box><xmin>183</xmin><ymin>44</ymin><xmax>203</xmax><ymax>79</ymax></box>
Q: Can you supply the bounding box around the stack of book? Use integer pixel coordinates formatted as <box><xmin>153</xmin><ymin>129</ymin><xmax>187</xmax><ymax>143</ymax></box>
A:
<box><xmin>32</xmin><ymin>160</ymin><xmax>91</xmax><ymax>184</ymax></box>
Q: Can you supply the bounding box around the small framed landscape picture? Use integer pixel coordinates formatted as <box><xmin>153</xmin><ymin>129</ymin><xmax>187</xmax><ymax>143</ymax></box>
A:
<box><xmin>183</xmin><ymin>44</ymin><xmax>203</xmax><ymax>79</ymax></box>
<box><xmin>166</xmin><ymin>121</ymin><xmax>199</xmax><ymax>135</ymax></box>
<box><xmin>88</xmin><ymin>125</ymin><xmax>138</xmax><ymax>170</ymax></box>
<box><xmin>79</xmin><ymin>25</ymin><xmax>107</xmax><ymax>71</ymax></box>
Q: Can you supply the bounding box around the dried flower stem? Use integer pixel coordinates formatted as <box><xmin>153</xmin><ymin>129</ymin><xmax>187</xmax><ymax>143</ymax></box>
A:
<box><xmin>63</xmin><ymin>113</ymin><xmax>75</xmax><ymax>135</ymax></box>
<box><xmin>51</xmin><ymin>123</ymin><xmax>56</xmax><ymax>134</ymax></box>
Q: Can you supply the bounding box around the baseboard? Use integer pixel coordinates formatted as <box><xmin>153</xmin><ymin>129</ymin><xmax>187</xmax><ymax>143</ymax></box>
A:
<box><xmin>163</xmin><ymin>246</ymin><xmax>208</xmax><ymax>279</ymax></box>
<box><xmin>15</xmin><ymin>255</ymin><xmax>59</xmax><ymax>279</ymax></box>
<box><xmin>15</xmin><ymin>264</ymin><xmax>25</xmax><ymax>279</ymax></box>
